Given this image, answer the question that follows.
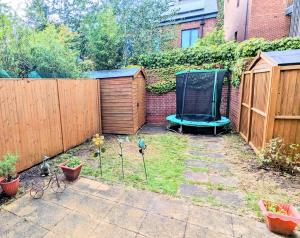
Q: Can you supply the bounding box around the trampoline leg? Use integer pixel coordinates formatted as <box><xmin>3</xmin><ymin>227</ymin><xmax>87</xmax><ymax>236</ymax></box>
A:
<box><xmin>179</xmin><ymin>125</ymin><xmax>183</xmax><ymax>134</ymax></box>
<box><xmin>214</xmin><ymin>126</ymin><xmax>217</xmax><ymax>136</ymax></box>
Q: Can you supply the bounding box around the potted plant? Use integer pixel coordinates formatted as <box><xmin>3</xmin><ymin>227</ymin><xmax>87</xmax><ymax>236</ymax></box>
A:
<box><xmin>259</xmin><ymin>200</ymin><xmax>300</xmax><ymax>235</ymax></box>
<box><xmin>59</xmin><ymin>156</ymin><xmax>82</xmax><ymax>181</ymax></box>
<box><xmin>0</xmin><ymin>153</ymin><xmax>20</xmax><ymax>196</ymax></box>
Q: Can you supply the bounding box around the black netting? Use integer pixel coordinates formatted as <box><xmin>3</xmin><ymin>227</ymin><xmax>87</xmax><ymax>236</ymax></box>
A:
<box><xmin>176</xmin><ymin>71</ymin><xmax>227</xmax><ymax>122</ymax></box>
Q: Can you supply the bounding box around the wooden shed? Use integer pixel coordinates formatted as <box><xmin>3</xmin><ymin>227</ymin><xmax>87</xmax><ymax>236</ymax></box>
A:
<box><xmin>238</xmin><ymin>49</ymin><xmax>300</xmax><ymax>152</ymax></box>
<box><xmin>88</xmin><ymin>68</ymin><xmax>146</xmax><ymax>134</ymax></box>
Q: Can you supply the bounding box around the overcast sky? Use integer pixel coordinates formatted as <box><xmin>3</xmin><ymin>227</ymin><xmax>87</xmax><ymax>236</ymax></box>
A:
<box><xmin>2</xmin><ymin>0</ymin><xmax>27</xmax><ymax>17</ymax></box>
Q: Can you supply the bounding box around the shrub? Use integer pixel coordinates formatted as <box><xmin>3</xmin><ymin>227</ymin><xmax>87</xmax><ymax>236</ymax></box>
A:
<box><xmin>0</xmin><ymin>153</ymin><xmax>18</xmax><ymax>182</ymax></box>
<box><xmin>65</xmin><ymin>157</ymin><xmax>81</xmax><ymax>168</ymax></box>
<box><xmin>259</xmin><ymin>138</ymin><xmax>300</xmax><ymax>175</ymax></box>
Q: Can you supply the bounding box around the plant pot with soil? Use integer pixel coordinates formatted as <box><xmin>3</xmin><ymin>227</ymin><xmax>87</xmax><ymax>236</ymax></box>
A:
<box><xmin>259</xmin><ymin>200</ymin><xmax>300</xmax><ymax>235</ymax></box>
<box><xmin>0</xmin><ymin>153</ymin><xmax>20</xmax><ymax>196</ymax></box>
<box><xmin>59</xmin><ymin>156</ymin><xmax>82</xmax><ymax>181</ymax></box>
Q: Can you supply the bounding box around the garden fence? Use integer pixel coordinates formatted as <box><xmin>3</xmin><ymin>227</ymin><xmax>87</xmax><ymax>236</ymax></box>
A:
<box><xmin>0</xmin><ymin>79</ymin><xmax>101</xmax><ymax>172</ymax></box>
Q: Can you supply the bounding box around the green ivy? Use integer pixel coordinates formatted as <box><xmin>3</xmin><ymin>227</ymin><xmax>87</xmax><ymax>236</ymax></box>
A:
<box><xmin>145</xmin><ymin>63</ymin><xmax>226</xmax><ymax>94</ymax></box>
<box><xmin>133</xmin><ymin>36</ymin><xmax>300</xmax><ymax>94</ymax></box>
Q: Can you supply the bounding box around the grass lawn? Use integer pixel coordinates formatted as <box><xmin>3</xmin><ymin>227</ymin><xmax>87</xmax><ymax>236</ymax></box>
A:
<box><xmin>51</xmin><ymin>133</ymin><xmax>188</xmax><ymax>196</ymax></box>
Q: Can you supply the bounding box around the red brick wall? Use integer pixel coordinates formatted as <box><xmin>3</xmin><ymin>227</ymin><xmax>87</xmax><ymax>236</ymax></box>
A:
<box><xmin>174</xmin><ymin>18</ymin><xmax>217</xmax><ymax>47</ymax></box>
<box><xmin>247</xmin><ymin>0</ymin><xmax>291</xmax><ymax>40</ymax></box>
<box><xmin>224</xmin><ymin>0</ymin><xmax>291</xmax><ymax>41</ymax></box>
<box><xmin>146</xmin><ymin>84</ymin><xmax>241</xmax><ymax>129</ymax></box>
<box><xmin>228</xmin><ymin>85</ymin><xmax>240</xmax><ymax>130</ymax></box>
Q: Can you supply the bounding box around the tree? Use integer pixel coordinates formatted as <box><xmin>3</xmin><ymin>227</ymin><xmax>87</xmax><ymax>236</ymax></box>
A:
<box><xmin>107</xmin><ymin>0</ymin><xmax>176</xmax><ymax>65</ymax></box>
<box><xmin>26</xmin><ymin>0</ymin><xmax>101</xmax><ymax>30</ymax></box>
<box><xmin>83</xmin><ymin>5</ymin><xmax>123</xmax><ymax>69</ymax></box>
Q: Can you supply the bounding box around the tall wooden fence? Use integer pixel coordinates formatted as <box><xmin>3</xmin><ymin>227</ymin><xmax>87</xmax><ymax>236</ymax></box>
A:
<box><xmin>0</xmin><ymin>79</ymin><xmax>101</xmax><ymax>172</ymax></box>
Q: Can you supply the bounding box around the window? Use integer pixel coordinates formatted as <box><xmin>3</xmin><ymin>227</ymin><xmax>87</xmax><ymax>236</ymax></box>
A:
<box><xmin>234</xmin><ymin>31</ymin><xmax>238</xmax><ymax>41</ymax></box>
<box><xmin>181</xmin><ymin>28</ymin><xmax>199</xmax><ymax>48</ymax></box>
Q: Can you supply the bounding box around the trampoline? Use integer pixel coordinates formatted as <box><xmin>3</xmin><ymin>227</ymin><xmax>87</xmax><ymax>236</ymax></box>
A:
<box><xmin>166</xmin><ymin>69</ymin><xmax>231</xmax><ymax>134</ymax></box>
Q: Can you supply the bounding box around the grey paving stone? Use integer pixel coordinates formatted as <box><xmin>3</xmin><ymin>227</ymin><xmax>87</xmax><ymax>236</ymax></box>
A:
<box><xmin>186</xmin><ymin>160</ymin><xmax>210</xmax><ymax>168</ymax></box>
<box><xmin>210</xmin><ymin>174</ymin><xmax>238</xmax><ymax>187</ymax></box>
<box><xmin>117</xmin><ymin>188</ymin><xmax>156</xmax><ymax>210</ymax></box>
<box><xmin>1</xmin><ymin>218</ymin><xmax>48</xmax><ymax>238</ymax></box>
<box><xmin>180</xmin><ymin>184</ymin><xmax>210</xmax><ymax>198</ymax></box>
<box><xmin>104</xmin><ymin>204</ymin><xmax>146</xmax><ymax>232</ymax></box>
<box><xmin>149</xmin><ymin>196</ymin><xmax>189</xmax><ymax>221</ymax></box>
<box><xmin>211</xmin><ymin>190</ymin><xmax>244</xmax><ymax>207</ymax></box>
<box><xmin>209</xmin><ymin>162</ymin><xmax>229</xmax><ymax>171</ymax></box>
<box><xmin>189</xmin><ymin>150</ymin><xmax>226</xmax><ymax>159</ymax></box>
<box><xmin>185</xmin><ymin>223</ymin><xmax>233</xmax><ymax>238</ymax></box>
<box><xmin>50</xmin><ymin>212</ymin><xmax>98</xmax><ymax>238</ymax></box>
<box><xmin>231</xmin><ymin>215</ymin><xmax>283</xmax><ymax>238</ymax></box>
<box><xmin>5</xmin><ymin>196</ymin><xmax>69</xmax><ymax>230</ymax></box>
<box><xmin>90</xmin><ymin>221</ymin><xmax>137</xmax><ymax>238</ymax></box>
<box><xmin>184</xmin><ymin>171</ymin><xmax>209</xmax><ymax>183</ymax></box>
<box><xmin>188</xmin><ymin>206</ymin><xmax>234</xmax><ymax>236</ymax></box>
<box><xmin>139</xmin><ymin>212</ymin><xmax>186</xmax><ymax>238</ymax></box>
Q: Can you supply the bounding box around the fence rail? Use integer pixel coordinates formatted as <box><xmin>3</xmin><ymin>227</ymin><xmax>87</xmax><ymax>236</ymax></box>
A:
<box><xmin>0</xmin><ymin>78</ymin><xmax>101</xmax><ymax>172</ymax></box>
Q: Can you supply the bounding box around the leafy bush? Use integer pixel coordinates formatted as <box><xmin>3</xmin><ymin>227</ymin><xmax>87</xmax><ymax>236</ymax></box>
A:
<box><xmin>0</xmin><ymin>20</ymin><xmax>82</xmax><ymax>77</ymax></box>
<box><xmin>65</xmin><ymin>156</ymin><xmax>82</xmax><ymax>168</ymax></box>
<box><xmin>0</xmin><ymin>153</ymin><xmax>18</xmax><ymax>182</ymax></box>
<box><xmin>259</xmin><ymin>138</ymin><xmax>300</xmax><ymax>175</ymax></box>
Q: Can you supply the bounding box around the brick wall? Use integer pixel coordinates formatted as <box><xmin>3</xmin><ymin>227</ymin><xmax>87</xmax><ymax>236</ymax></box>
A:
<box><xmin>174</xmin><ymin>18</ymin><xmax>217</xmax><ymax>47</ymax></box>
<box><xmin>247</xmin><ymin>0</ymin><xmax>291</xmax><ymax>40</ymax></box>
<box><xmin>224</xmin><ymin>0</ymin><xmax>291</xmax><ymax>41</ymax></box>
<box><xmin>146</xmin><ymin>84</ymin><xmax>240</xmax><ymax>127</ymax></box>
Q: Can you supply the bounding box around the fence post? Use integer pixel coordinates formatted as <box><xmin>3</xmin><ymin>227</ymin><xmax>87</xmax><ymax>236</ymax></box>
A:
<box><xmin>263</xmin><ymin>66</ymin><xmax>280</xmax><ymax>147</ymax></box>
<box><xmin>56</xmin><ymin>79</ymin><xmax>66</xmax><ymax>151</ymax></box>
<box><xmin>246</xmin><ymin>71</ymin><xmax>254</xmax><ymax>142</ymax></box>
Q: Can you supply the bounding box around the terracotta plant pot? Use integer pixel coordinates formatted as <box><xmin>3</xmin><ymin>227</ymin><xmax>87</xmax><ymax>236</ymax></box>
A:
<box><xmin>59</xmin><ymin>162</ymin><xmax>82</xmax><ymax>181</ymax></box>
<box><xmin>259</xmin><ymin>200</ymin><xmax>300</xmax><ymax>235</ymax></box>
<box><xmin>0</xmin><ymin>175</ymin><xmax>20</xmax><ymax>196</ymax></box>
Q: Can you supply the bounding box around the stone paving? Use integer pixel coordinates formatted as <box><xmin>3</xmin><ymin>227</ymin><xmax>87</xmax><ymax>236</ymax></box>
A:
<box><xmin>0</xmin><ymin>177</ymin><xmax>289</xmax><ymax>238</ymax></box>
<box><xmin>180</xmin><ymin>136</ymin><xmax>246</xmax><ymax>209</ymax></box>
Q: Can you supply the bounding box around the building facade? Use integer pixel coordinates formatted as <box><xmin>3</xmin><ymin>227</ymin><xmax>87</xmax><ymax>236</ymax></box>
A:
<box><xmin>161</xmin><ymin>0</ymin><xmax>218</xmax><ymax>48</ymax></box>
<box><xmin>224</xmin><ymin>0</ymin><xmax>294</xmax><ymax>41</ymax></box>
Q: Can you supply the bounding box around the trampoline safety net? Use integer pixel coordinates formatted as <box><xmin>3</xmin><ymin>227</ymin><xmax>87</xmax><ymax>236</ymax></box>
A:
<box><xmin>176</xmin><ymin>70</ymin><xmax>227</xmax><ymax>122</ymax></box>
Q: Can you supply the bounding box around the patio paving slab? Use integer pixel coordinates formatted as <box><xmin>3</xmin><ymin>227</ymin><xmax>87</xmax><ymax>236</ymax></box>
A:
<box><xmin>139</xmin><ymin>212</ymin><xmax>186</xmax><ymax>238</ymax></box>
<box><xmin>90</xmin><ymin>222</ymin><xmax>137</xmax><ymax>238</ymax></box>
<box><xmin>0</xmin><ymin>177</ymin><xmax>294</xmax><ymax>238</ymax></box>
<box><xmin>210</xmin><ymin>174</ymin><xmax>239</xmax><ymax>187</ymax></box>
<box><xmin>184</xmin><ymin>171</ymin><xmax>209</xmax><ymax>183</ymax></box>
<box><xmin>180</xmin><ymin>184</ymin><xmax>211</xmax><ymax>198</ymax></box>
<box><xmin>149</xmin><ymin>196</ymin><xmax>190</xmax><ymax>221</ymax></box>
<box><xmin>103</xmin><ymin>203</ymin><xmax>146</xmax><ymax>232</ymax></box>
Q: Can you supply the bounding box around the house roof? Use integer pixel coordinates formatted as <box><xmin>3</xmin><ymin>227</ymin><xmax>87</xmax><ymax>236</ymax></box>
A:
<box><xmin>161</xmin><ymin>0</ymin><xmax>218</xmax><ymax>26</ymax></box>
<box><xmin>84</xmin><ymin>68</ymin><xmax>144</xmax><ymax>79</ymax></box>
<box><xmin>248</xmin><ymin>49</ymin><xmax>300</xmax><ymax>70</ymax></box>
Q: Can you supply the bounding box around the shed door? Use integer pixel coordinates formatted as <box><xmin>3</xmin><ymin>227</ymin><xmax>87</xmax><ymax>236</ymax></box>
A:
<box><xmin>137</xmin><ymin>73</ymin><xmax>146</xmax><ymax>127</ymax></box>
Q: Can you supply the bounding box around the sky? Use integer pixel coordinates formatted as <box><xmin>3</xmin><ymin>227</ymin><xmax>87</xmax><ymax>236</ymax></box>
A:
<box><xmin>2</xmin><ymin>0</ymin><xmax>27</xmax><ymax>17</ymax></box>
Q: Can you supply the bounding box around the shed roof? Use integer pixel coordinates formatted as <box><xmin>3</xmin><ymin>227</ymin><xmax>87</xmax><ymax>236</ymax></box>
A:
<box><xmin>85</xmin><ymin>68</ymin><xmax>144</xmax><ymax>79</ymax></box>
<box><xmin>161</xmin><ymin>0</ymin><xmax>218</xmax><ymax>26</ymax></box>
<box><xmin>248</xmin><ymin>49</ymin><xmax>300</xmax><ymax>70</ymax></box>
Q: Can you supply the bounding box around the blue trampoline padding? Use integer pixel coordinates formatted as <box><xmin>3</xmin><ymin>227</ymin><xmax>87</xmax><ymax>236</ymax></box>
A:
<box><xmin>166</xmin><ymin>115</ymin><xmax>231</xmax><ymax>127</ymax></box>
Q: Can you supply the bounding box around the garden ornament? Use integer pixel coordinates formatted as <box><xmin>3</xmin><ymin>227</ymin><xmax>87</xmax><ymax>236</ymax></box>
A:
<box><xmin>92</xmin><ymin>134</ymin><xmax>105</xmax><ymax>177</ymax></box>
<box><xmin>138</xmin><ymin>137</ymin><xmax>148</xmax><ymax>180</ymax></box>
<box><xmin>117</xmin><ymin>136</ymin><xmax>128</xmax><ymax>179</ymax></box>
<box><xmin>40</xmin><ymin>156</ymin><xmax>50</xmax><ymax>177</ymax></box>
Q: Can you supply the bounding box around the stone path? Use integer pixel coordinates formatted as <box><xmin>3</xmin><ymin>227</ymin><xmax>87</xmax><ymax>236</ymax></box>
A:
<box><xmin>180</xmin><ymin>136</ymin><xmax>245</xmax><ymax>209</ymax></box>
<box><xmin>0</xmin><ymin>177</ymin><xmax>289</xmax><ymax>238</ymax></box>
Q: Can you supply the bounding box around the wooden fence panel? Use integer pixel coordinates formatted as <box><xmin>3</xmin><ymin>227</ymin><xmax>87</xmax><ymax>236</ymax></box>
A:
<box><xmin>57</xmin><ymin>79</ymin><xmax>101</xmax><ymax>151</ymax></box>
<box><xmin>0</xmin><ymin>79</ymin><xmax>101</xmax><ymax>172</ymax></box>
<box><xmin>0</xmin><ymin>80</ymin><xmax>63</xmax><ymax>171</ymax></box>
